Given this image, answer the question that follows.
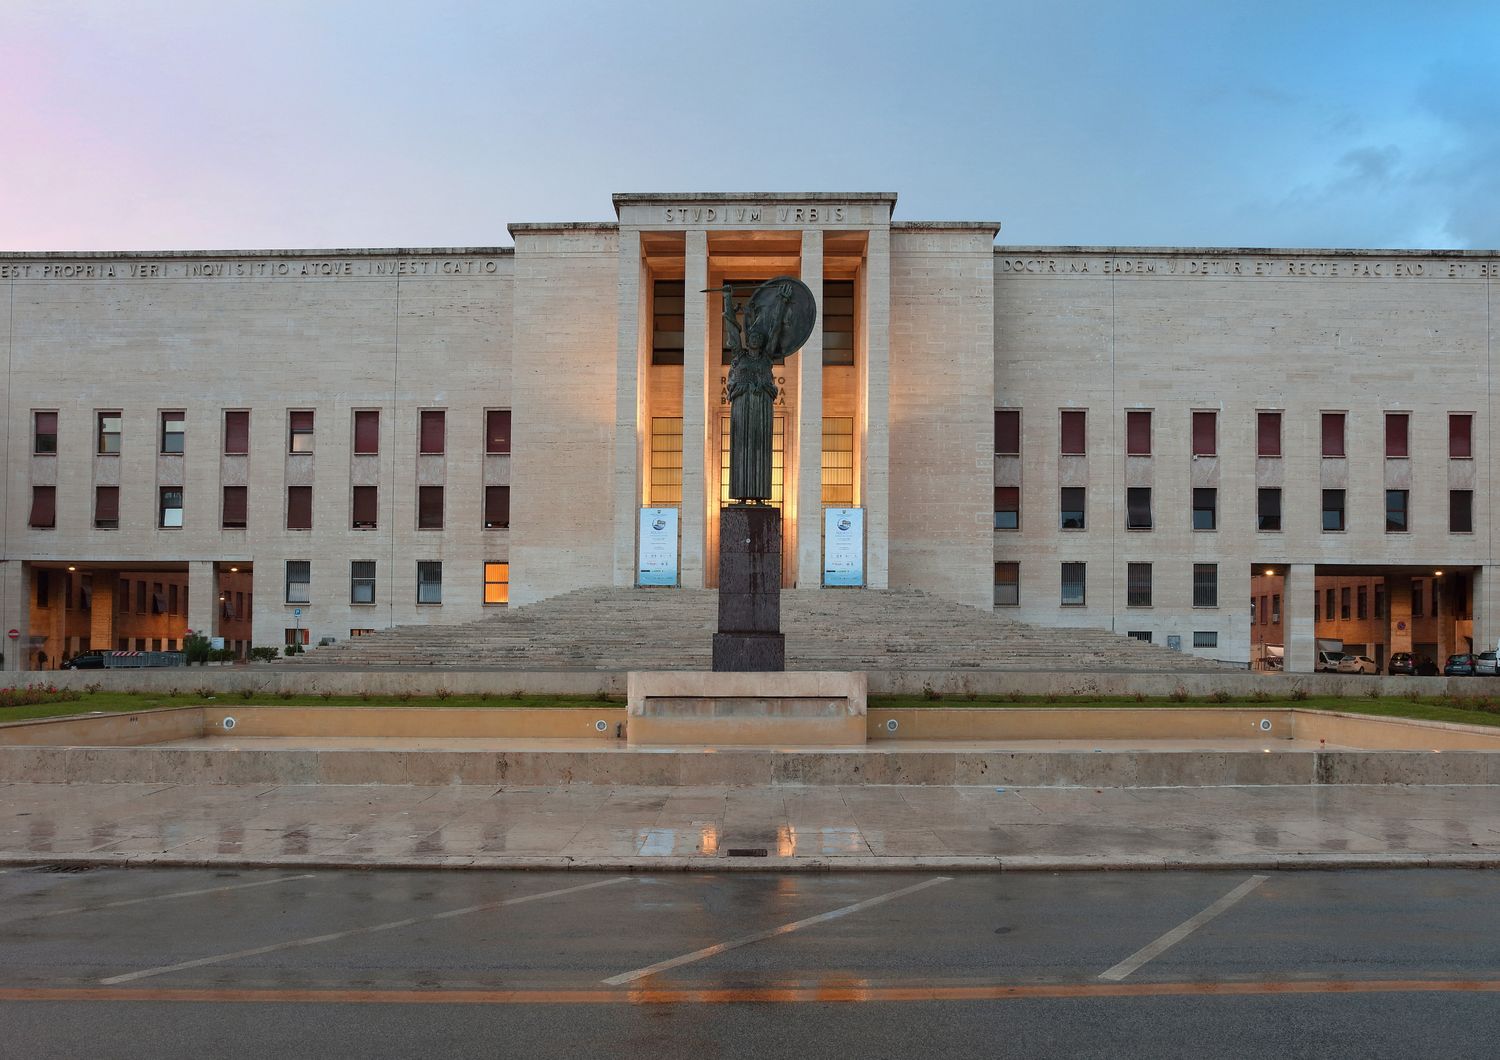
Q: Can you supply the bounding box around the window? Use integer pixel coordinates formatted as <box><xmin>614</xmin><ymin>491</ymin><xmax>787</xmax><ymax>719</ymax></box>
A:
<box><xmin>1059</xmin><ymin>410</ymin><xmax>1086</xmax><ymax>455</ymax></box>
<box><xmin>1126</xmin><ymin>487</ymin><xmax>1152</xmax><ymax>530</ymax></box>
<box><xmin>1127</xmin><ymin>562</ymin><xmax>1152</xmax><ymax>607</ymax></box>
<box><xmin>1385</xmin><ymin>490</ymin><xmax>1408</xmax><ymax>532</ymax></box>
<box><xmin>287</xmin><ymin>486</ymin><xmax>312</xmax><ymax>530</ymax></box>
<box><xmin>484</xmin><ymin>561</ymin><xmax>510</xmax><ymax>605</ymax></box>
<box><xmin>224</xmin><ymin>410</ymin><xmax>249</xmax><ymax>454</ymax></box>
<box><xmin>158</xmin><ymin>488</ymin><xmax>183</xmax><ymax>528</ymax></box>
<box><xmin>1374</xmin><ymin>584</ymin><xmax>1384</xmax><ymax>619</ymax></box>
<box><xmin>1192</xmin><ymin>411</ymin><xmax>1217</xmax><ymax>456</ymax></box>
<box><xmin>285</xmin><ymin>627</ymin><xmax>310</xmax><ymax>647</ymax></box>
<box><xmin>1059</xmin><ymin>487</ymin><xmax>1086</xmax><ymax>530</ymax></box>
<box><xmin>1272</xmin><ymin>594</ymin><xmax>1281</xmax><ymax>624</ymax></box>
<box><xmin>1385</xmin><ymin>413</ymin><xmax>1409</xmax><ymax>458</ymax></box>
<box><xmin>995</xmin><ymin>410</ymin><xmax>1020</xmax><ymax>455</ymax></box>
<box><xmin>1451</xmin><ymin>489</ymin><xmax>1474</xmax><ymax>533</ymax></box>
<box><xmin>1192</xmin><ymin>488</ymin><xmax>1217</xmax><ymax>531</ymax></box>
<box><xmin>1257</xmin><ymin>411</ymin><xmax>1282</xmax><ymax>457</ymax></box>
<box><xmin>97</xmin><ymin>411</ymin><xmax>121</xmax><ymax>454</ymax></box>
<box><xmin>222</xmin><ymin>486</ymin><xmax>247</xmax><ymax>529</ymax></box>
<box><xmin>288</xmin><ymin>410</ymin><xmax>314</xmax><ymax>453</ymax></box>
<box><xmin>1449</xmin><ymin>413</ymin><xmax>1473</xmax><ymax>458</ymax></box>
<box><xmin>33</xmin><ymin>411</ymin><xmax>57</xmax><ymax>454</ymax></box>
<box><xmin>649</xmin><ymin>417</ymin><xmax>684</xmax><ymax>505</ymax></box>
<box><xmin>1125</xmin><ymin>410</ymin><xmax>1151</xmax><ymax>456</ymax></box>
<box><xmin>993</xmin><ymin>486</ymin><xmax>1019</xmax><ymax>530</ymax></box>
<box><xmin>1128</xmin><ymin>631</ymin><xmax>1152</xmax><ymax>643</ymax></box>
<box><xmin>1325</xmin><ymin>587</ymin><xmax>1335</xmax><ymax>619</ymax></box>
<box><xmin>652</xmin><ymin>279</ymin><xmax>685</xmax><ymax>365</ymax></box>
<box><xmin>1412</xmin><ymin>581</ymin><xmax>1424</xmax><ymax>618</ymax></box>
<box><xmin>994</xmin><ymin>562</ymin><xmax>1019</xmax><ymax>606</ymax></box>
<box><xmin>285</xmin><ymin>561</ymin><xmax>310</xmax><ymax>604</ymax></box>
<box><xmin>1340</xmin><ymin>586</ymin><xmax>1351</xmax><ymax>620</ymax></box>
<box><xmin>485</xmin><ymin>485</ymin><xmax>511</xmax><ymax>530</ymax></box>
<box><xmin>29</xmin><ymin>486</ymin><xmax>55</xmax><ymax>529</ymax></box>
<box><xmin>160</xmin><ymin>411</ymin><xmax>185</xmax><ymax>454</ymax></box>
<box><xmin>1192</xmin><ymin>564</ymin><xmax>1218</xmax><ymax>608</ymax></box>
<box><xmin>418</xmin><ymin>486</ymin><xmax>444</xmax><ymax>529</ymax></box>
<box><xmin>169</xmin><ymin>584</ymin><xmax>179</xmax><ymax>615</ymax></box>
<box><xmin>1193</xmin><ymin>631</ymin><xmax>1218</xmax><ymax>649</ymax></box>
<box><xmin>1251</xmin><ymin>596</ymin><xmax>1258</xmax><ymax>624</ymax></box>
<box><xmin>1357</xmin><ymin>585</ymin><xmax>1368</xmax><ymax>620</ymax></box>
<box><xmin>136</xmin><ymin>580</ymin><xmax>147</xmax><ymax>613</ymax></box>
<box><xmin>350</xmin><ymin>561</ymin><xmax>376</xmax><ymax>604</ymax></box>
<box><xmin>419</xmin><ymin>410</ymin><xmax>446</xmax><ymax>455</ymax></box>
<box><xmin>352</xmin><ymin>486</ymin><xmax>378</xmax><ymax>529</ymax></box>
<box><xmin>417</xmin><ymin>561</ymin><xmax>442</xmax><ymax>604</ymax></box>
<box><xmin>151</xmin><ymin>583</ymin><xmax>166</xmax><ymax>614</ymax></box>
<box><xmin>1321</xmin><ymin>412</ymin><xmax>1345</xmax><ymax>457</ymax></box>
<box><xmin>822</xmin><ymin>417</ymin><xmax>854</xmax><ymax>505</ymax></box>
<box><xmin>823</xmin><ymin>279</ymin><xmax>855</xmax><ymax>366</ymax></box>
<box><xmin>95</xmin><ymin>486</ymin><xmax>119</xmax><ymax>529</ymax></box>
<box><xmin>353</xmin><ymin>410</ymin><xmax>379</xmax><ymax>455</ymax></box>
<box><xmin>486</xmin><ymin>409</ymin><xmax>511</xmax><ymax>455</ymax></box>
<box><xmin>1322</xmin><ymin>489</ymin><xmax>1345</xmax><ymax>531</ymax></box>
<box><xmin>1257</xmin><ymin>488</ymin><xmax>1281</xmax><ymax>532</ymax></box>
<box><xmin>1060</xmin><ymin>562</ymin><xmax>1086</xmax><ymax>606</ymax></box>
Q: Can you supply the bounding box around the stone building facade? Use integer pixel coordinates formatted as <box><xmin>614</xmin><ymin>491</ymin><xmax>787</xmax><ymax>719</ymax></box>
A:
<box><xmin>2</xmin><ymin>192</ymin><xmax>1497</xmax><ymax>671</ymax></box>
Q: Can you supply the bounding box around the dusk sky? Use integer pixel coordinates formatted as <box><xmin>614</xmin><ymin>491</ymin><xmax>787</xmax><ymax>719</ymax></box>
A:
<box><xmin>3</xmin><ymin>1</ymin><xmax>1497</xmax><ymax>251</ymax></box>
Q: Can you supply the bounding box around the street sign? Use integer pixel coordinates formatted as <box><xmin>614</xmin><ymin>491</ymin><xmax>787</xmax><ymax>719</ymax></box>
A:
<box><xmin>5</xmin><ymin>629</ymin><xmax>17</xmax><ymax>640</ymax></box>
<box><xmin>293</xmin><ymin>608</ymin><xmax>302</xmax><ymax>617</ymax></box>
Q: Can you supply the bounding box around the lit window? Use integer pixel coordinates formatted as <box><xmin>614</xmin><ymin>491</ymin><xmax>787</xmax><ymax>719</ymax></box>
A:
<box><xmin>822</xmin><ymin>416</ymin><xmax>854</xmax><ymax>506</ymax></box>
<box><xmin>484</xmin><ymin>562</ymin><xmax>509</xmax><ymax>605</ymax></box>
<box><xmin>649</xmin><ymin>417</ymin><xmax>683</xmax><ymax>505</ymax></box>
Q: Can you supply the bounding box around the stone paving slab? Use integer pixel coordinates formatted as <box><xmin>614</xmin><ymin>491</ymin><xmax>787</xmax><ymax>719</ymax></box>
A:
<box><xmin>3</xmin><ymin>781</ymin><xmax>1500</xmax><ymax>872</ymax></box>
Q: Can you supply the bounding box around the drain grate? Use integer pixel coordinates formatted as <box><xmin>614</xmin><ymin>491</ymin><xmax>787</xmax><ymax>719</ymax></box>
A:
<box><xmin>32</xmin><ymin>864</ymin><xmax>95</xmax><ymax>874</ymax></box>
<box><xmin>725</xmin><ymin>847</ymin><xmax>769</xmax><ymax>857</ymax></box>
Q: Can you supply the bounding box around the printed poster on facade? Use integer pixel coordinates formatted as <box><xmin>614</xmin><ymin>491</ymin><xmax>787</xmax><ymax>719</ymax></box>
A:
<box><xmin>638</xmin><ymin>508</ymin><xmax>679</xmax><ymax>587</ymax></box>
<box><xmin>823</xmin><ymin>507</ymin><xmax>864</xmax><ymax>587</ymax></box>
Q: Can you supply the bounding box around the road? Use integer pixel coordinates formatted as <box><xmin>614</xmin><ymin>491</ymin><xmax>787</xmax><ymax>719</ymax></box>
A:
<box><xmin>1</xmin><ymin>865</ymin><xmax>1497</xmax><ymax>1058</ymax></box>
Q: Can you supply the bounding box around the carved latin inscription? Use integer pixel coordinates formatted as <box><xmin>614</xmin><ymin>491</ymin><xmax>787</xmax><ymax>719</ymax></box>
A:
<box><xmin>0</xmin><ymin>258</ymin><xmax>504</xmax><ymax>281</ymax></box>
<box><xmin>996</xmin><ymin>257</ymin><xmax>1500</xmax><ymax>280</ymax></box>
<box><xmin>662</xmin><ymin>205</ymin><xmax>850</xmax><ymax>224</ymax></box>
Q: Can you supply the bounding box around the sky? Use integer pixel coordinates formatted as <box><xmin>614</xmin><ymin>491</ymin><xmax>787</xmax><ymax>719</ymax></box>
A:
<box><xmin>2</xmin><ymin>0</ymin><xmax>1498</xmax><ymax>251</ymax></box>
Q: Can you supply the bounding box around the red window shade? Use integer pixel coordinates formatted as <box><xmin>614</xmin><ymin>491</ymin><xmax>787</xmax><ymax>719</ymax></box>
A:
<box><xmin>485</xmin><ymin>485</ymin><xmax>510</xmax><ymax>529</ymax></box>
<box><xmin>95</xmin><ymin>486</ymin><xmax>119</xmax><ymax>524</ymax></box>
<box><xmin>1385</xmin><ymin>414</ymin><xmax>1409</xmax><ymax>457</ymax></box>
<box><xmin>1126</xmin><ymin>411</ymin><xmax>1151</xmax><ymax>455</ymax></box>
<box><xmin>353</xmin><ymin>411</ymin><xmax>379</xmax><ymax>455</ymax></box>
<box><xmin>420</xmin><ymin>410</ymin><xmax>445</xmax><ymax>454</ymax></box>
<box><xmin>287</xmin><ymin>486</ymin><xmax>312</xmax><ymax>530</ymax></box>
<box><xmin>1059</xmin><ymin>410</ymin><xmax>1086</xmax><ymax>455</ymax></box>
<box><xmin>1192</xmin><ymin>411</ymin><xmax>1217</xmax><ymax>456</ymax></box>
<box><xmin>994</xmin><ymin>410</ymin><xmax>1020</xmax><ymax>455</ymax></box>
<box><xmin>224</xmin><ymin>411</ymin><xmax>249</xmax><ymax>454</ymax></box>
<box><xmin>486</xmin><ymin>410</ymin><xmax>511</xmax><ymax>454</ymax></box>
<box><xmin>289</xmin><ymin>410</ymin><xmax>314</xmax><ymax>431</ymax></box>
<box><xmin>29</xmin><ymin>486</ymin><xmax>55</xmax><ymax>528</ymax></box>
<box><xmin>1450</xmin><ymin>414</ymin><xmax>1473</xmax><ymax>458</ymax></box>
<box><xmin>418</xmin><ymin>486</ymin><xmax>444</xmax><ymax>529</ymax></box>
<box><xmin>1321</xmin><ymin>413</ymin><xmax>1345</xmax><ymax>457</ymax></box>
<box><xmin>1257</xmin><ymin>412</ymin><xmax>1281</xmax><ymax>456</ymax></box>
<box><xmin>35</xmin><ymin>411</ymin><xmax>57</xmax><ymax>441</ymax></box>
<box><xmin>352</xmin><ymin>485</ymin><xmax>378</xmax><ymax>528</ymax></box>
<box><xmin>222</xmin><ymin>486</ymin><xmax>247</xmax><ymax>528</ymax></box>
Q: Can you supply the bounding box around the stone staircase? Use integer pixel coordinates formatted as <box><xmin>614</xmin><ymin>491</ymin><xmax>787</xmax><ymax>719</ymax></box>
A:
<box><xmin>288</xmin><ymin>587</ymin><xmax>1236</xmax><ymax>673</ymax></box>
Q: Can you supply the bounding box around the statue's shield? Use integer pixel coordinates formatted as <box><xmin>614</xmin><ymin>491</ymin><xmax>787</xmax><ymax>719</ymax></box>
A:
<box><xmin>749</xmin><ymin>276</ymin><xmax>817</xmax><ymax>362</ymax></box>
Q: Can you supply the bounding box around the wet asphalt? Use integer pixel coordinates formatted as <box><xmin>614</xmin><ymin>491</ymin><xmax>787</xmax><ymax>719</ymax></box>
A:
<box><xmin>1</xmin><ymin>865</ymin><xmax>1497</xmax><ymax>1059</ymax></box>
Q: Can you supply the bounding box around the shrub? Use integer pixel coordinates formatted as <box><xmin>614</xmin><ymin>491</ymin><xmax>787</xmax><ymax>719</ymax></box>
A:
<box><xmin>398</xmin><ymin>690</ymin><xmax>413</xmax><ymax>702</ymax></box>
<box><xmin>920</xmin><ymin>683</ymin><xmax>942</xmax><ymax>701</ymax></box>
<box><xmin>1211</xmin><ymin>689</ymin><xmax>1232</xmax><ymax>704</ymax></box>
<box><xmin>237</xmin><ymin>686</ymin><xmax>256</xmax><ymax>700</ymax></box>
<box><xmin>358</xmin><ymin>690</ymin><xmax>372</xmax><ymax>702</ymax></box>
<box><xmin>1133</xmin><ymin>692</ymin><xmax>1146</xmax><ymax>703</ymax></box>
<box><xmin>1289</xmin><ymin>687</ymin><xmax>1309</xmax><ymax>701</ymax></box>
<box><xmin>194</xmin><ymin>686</ymin><xmax>215</xmax><ymax>699</ymax></box>
<box><xmin>283</xmin><ymin>644</ymin><xmax>305</xmax><ymax>657</ymax></box>
<box><xmin>434</xmin><ymin>687</ymin><xmax>452</xmax><ymax>701</ymax></box>
<box><xmin>0</xmin><ymin>684</ymin><xmax>81</xmax><ymax>709</ymax></box>
<box><xmin>319</xmin><ymin>689</ymin><xmax>334</xmax><ymax>701</ymax></box>
<box><xmin>84</xmin><ymin>682</ymin><xmax>103</xmax><ymax>694</ymax></box>
<box><xmin>276</xmin><ymin>688</ymin><xmax>294</xmax><ymax>700</ymax></box>
<box><xmin>1168</xmin><ymin>686</ymin><xmax>1189</xmax><ymax>703</ymax></box>
<box><xmin>1005</xmin><ymin>690</ymin><xmax>1023</xmax><ymax>702</ymax></box>
<box><xmin>1251</xmin><ymin>690</ymin><xmax>1269</xmax><ymax>703</ymax></box>
<box><xmin>249</xmin><ymin>646</ymin><xmax>279</xmax><ymax>663</ymax></box>
<box><xmin>184</xmin><ymin>633</ymin><xmax>211</xmax><ymax>665</ymax></box>
<box><xmin>1365</xmin><ymin>685</ymin><xmax>1381</xmax><ymax>700</ymax></box>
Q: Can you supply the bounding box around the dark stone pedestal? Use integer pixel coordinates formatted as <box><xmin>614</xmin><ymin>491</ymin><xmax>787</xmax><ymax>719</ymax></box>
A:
<box><xmin>713</xmin><ymin>505</ymin><xmax>784</xmax><ymax>672</ymax></box>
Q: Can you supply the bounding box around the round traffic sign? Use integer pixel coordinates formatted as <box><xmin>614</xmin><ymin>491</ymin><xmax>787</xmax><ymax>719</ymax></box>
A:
<box><xmin>6</xmin><ymin>629</ymin><xmax>17</xmax><ymax>640</ymax></box>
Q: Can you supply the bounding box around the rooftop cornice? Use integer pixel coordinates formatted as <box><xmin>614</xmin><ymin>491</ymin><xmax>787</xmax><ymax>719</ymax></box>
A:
<box><xmin>894</xmin><ymin>220</ymin><xmax>1002</xmax><ymax>236</ymax></box>
<box><xmin>612</xmin><ymin>191</ymin><xmax>899</xmax><ymax>217</ymax></box>
<box><xmin>996</xmin><ymin>244</ymin><xmax>1498</xmax><ymax>258</ymax></box>
<box><xmin>506</xmin><ymin>222</ymin><xmax>619</xmax><ymax>236</ymax></box>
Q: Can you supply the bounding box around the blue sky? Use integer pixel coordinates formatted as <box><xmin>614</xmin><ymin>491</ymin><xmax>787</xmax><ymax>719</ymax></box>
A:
<box><xmin>2</xmin><ymin>0</ymin><xmax>1497</xmax><ymax>250</ymax></box>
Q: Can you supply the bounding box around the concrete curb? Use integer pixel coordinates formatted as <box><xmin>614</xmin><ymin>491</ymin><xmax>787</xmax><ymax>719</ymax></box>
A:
<box><xmin>3</xmin><ymin>851</ymin><xmax>1497</xmax><ymax>873</ymax></box>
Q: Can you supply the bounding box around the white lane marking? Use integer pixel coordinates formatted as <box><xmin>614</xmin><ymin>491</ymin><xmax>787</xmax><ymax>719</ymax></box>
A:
<box><xmin>37</xmin><ymin>874</ymin><xmax>315</xmax><ymax>919</ymax></box>
<box><xmin>602</xmin><ymin>876</ymin><xmax>951</xmax><ymax>987</ymax></box>
<box><xmin>100</xmin><ymin>876</ymin><xmax>629</xmax><ymax>985</ymax></box>
<box><xmin>1098</xmin><ymin>874</ymin><xmax>1269</xmax><ymax>982</ymax></box>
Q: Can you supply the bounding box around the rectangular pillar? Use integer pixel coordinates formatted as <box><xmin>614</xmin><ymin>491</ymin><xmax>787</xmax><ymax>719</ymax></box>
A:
<box><xmin>861</xmin><ymin>227</ymin><xmax>891</xmax><ymax>588</ymax></box>
<box><xmin>1386</xmin><ymin>576</ymin><xmax>1413</xmax><ymax>655</ymax></box>
<box><xmin>1285</xmin><ymin>563</ymin><xmax>1317</xmax><ymax>673</ymax></box>
<box><xmin>713</xmin><ymin>506</ymin><xmax>784</xmax><ymax>671</ymax></box>
<box><xmin>1473</xmin><ymin>566</ymin><xmax>1500</xmax><ymax>655</ymax></box>
<box><xmin>0</xmin><ymin>562</ymin><xmax>28</xmax><ymax>672</ymax></box>
<box><xmin>612</xmin><ymin>227</ymin><xmax>646</xmax><ymax>586</ymax></box>
<box><xmin>795</xmin><ymin>229</ymin><xmax>824</xmax><ymax>588</ymax></box>
<box><xmin>681</xmin><ymin>230</ymin><xmax>708</xmax><ymax>589</ymax></box>
<box><xmin>89</xmin><ymin>574</ymin><xmax>116</xmax><ymax>650</ymax></box>
<box><xmin>187</xmin><ymin>561</ymin><xmax>216</xmax><ymax>640</ymax></box>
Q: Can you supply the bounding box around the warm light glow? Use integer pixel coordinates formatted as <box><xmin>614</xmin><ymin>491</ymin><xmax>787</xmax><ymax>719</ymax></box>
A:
<box><xmin>1434</xmin><ymin>569</ymin><xmax>1443</xmax><ymax>576</ymax></box>
<box><xmin>1264</xmin><ymin>569</ymin><xmax>1275</xmax><ymax>576</ymax></box>
<box><xmin>229</xmin><ymin>566</ymin><xmax>238</xmax><ymax>572</ymax></box>
<box><xmin>66</xmin><ymin>565</ymin><xmax>76</xmax><ymax>571</ymax></box>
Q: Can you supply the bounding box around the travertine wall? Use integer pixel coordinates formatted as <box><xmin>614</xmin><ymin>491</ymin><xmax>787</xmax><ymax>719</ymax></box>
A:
<box><xmin>507</xmin><ymin>226</ymin><xmax>619</xmax><ymax>605</ymax></box>
<box><xmin>889</xmin><ymin>226</ymin><xmax>996</xmax><ymax>609</ymax></box>
<box><xmin>994</xmin><ymin>249</ymin><xmax>1499</xmax><ymax>663</ymax></box>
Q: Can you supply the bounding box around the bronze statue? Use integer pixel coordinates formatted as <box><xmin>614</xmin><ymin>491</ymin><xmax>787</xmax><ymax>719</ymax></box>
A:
<box><xmin>711</xmin><ymin>276</ymin><xmax>817</xmax><ymax>502</ymax></box>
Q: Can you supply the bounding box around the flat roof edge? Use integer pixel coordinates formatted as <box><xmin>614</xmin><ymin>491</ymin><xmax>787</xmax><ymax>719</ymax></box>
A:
<box><xmin>894</xmin><ymin>221</ymin><xmax>1002</xmax><ymax>235</ymax></box>
<box><xmin>996</xmin><ymin>245</ymin><xmax>1499</xmax><ymax>258</ymax></box>
<box><xmin>506</xmin><ymin>222</ymin><xmax>619</xmax><ymax>236</ymax></box>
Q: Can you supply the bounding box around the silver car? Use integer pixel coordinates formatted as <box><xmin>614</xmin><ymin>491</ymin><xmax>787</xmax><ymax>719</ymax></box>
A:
<box><xmin>1477</xmin><ymin>651</ymin><xmax>1498</xmax><ymax>676</ymax></box>
<box><xmin>1337</xmin><ymin>654</ymin><xmax>1378</xmax><ymax>675</ymax></box>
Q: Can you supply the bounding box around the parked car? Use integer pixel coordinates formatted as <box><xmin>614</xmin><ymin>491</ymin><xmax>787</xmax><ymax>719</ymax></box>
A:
<box><xmin>1444</xmin><ymin>653</ymin><xmax>1479</xmax><ymax>677</ymax></box>
<box><xmin>60</xmin><ymin>649</ymin><xmax>109</xmax><ymax>670</ymax></box>
<box><xmin>1316</xmin><ymin>650</ymin><xmax>1347</xmax><ymax>673</ymax></box>
<box><xmin>1338</xmin><ymin>655</ymin><xmax>1378</xmax><ymax>674</ymax></box>
<box><xmin>1387</xmin><ymin>652</ymin><xmax>1416</xmax><ymax>676</ymax></box>
<box><xmin>1477</xmin><ymin>651</ymin><xmax>1498</xmax><ymax>676</ymax></box>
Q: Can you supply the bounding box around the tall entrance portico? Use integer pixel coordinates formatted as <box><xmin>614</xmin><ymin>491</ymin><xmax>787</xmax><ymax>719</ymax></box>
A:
<box><xmin>611</xmin><ymin>193</ymin><xmax>894</xmax><ymax>591</ymax></box>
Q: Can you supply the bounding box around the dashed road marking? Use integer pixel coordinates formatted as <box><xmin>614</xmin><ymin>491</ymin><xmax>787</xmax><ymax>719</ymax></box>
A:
<box><xmin>602</xmin><ymin>876</ymin><xmax>951</xmax><ymax>987</ymax></box>
<box><xmin>33</xmin><ymin>874</ymin><xmax>315</xmax><ymax>919</ymax></box>
<box><xmin>1098</xmin><ymin>875</ymin><xmax>1269</xmax><ymax>982</ymax></box>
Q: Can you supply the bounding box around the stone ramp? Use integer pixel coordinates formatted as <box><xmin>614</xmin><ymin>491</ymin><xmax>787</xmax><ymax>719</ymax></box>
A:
<box><xmin>290</xmin><ymin>587</ymin><xmax>1235</xmax><ymax>672</ymax></box>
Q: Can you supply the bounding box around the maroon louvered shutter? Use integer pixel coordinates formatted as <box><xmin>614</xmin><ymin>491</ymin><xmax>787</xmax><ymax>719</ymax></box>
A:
<box><xmin>1450</xmin><ymin>414</ymin><xmax>1472</xmax><ymax>458</ymax></box>
<box><xmin>1126</xmin><ymin>411</ymin><xmax>1151</xmax><ymax>456</ymax></box>
<box><xmin>1321</xmin><ymin>413</ymin><xmax>1345</xmax><ymax>457</ymax></box>
<box><xmin>420</xmin><ymin>411</ymin><xmax>445</xmax><ymax>455</ymax></box>
<box><xmin>1192</xmin><ymin>411</ymin><xmax>1216</xmax><ymax>456</ymax></box>
<box><xmin>485</xmin><ymin>485</ymin><xmax>510</xmax><ymax>529</ymax></box>
<box><xmin>1385</xmin><ymin>414</ymin><xmax>1409</xmax><ymax>457</ymax></box>
<box><xmin>486</xmin><ymin>410</ymin><xmax>511</xmax><ymax>454</ymax></box>
<box><xmin>1257</xmin><ymin>412</ymin><xmax>1281</xmax><ymax>456</ymax></box>
<box><xmin>994</xmin><ymin>410</ymin><xmax>1019</xmax><ymax>455</ymax></box>
<box><xmin>353</xmin><ymin>411</ymin><xmax>379</xmax><ymax>455</ymax></box>
<box><xmin>222</xmin><ymin>486</ymin><xmax>247</xmax><ymax>528</ymax></box>
<box><xmin>224</xmin><ymin>411</ymin><xmax>249</xmax><ymax>454</ymax></box>
<box><xmin>30</xmin><ymin>486</ymin><xmax>55</xmax><ymax>528</ymax></box>
<box><xmin>1059</xmin><ymin>410</ymin><xmax>1086</xmax><ymax>455</ymax></box>
<box><xmin>352</xmin><ymin>486</ymin><xmax>377</xmax><ymax>528</ymax></box>
<box><xmin>287</xmin><ymin>486</ymin><xmax>312</xmax><ymax>530</ymax></box>
<box><xmin>418</xmin><ymin>486</ymin><xmax>443</xmax><ymax>529</ymax></box>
